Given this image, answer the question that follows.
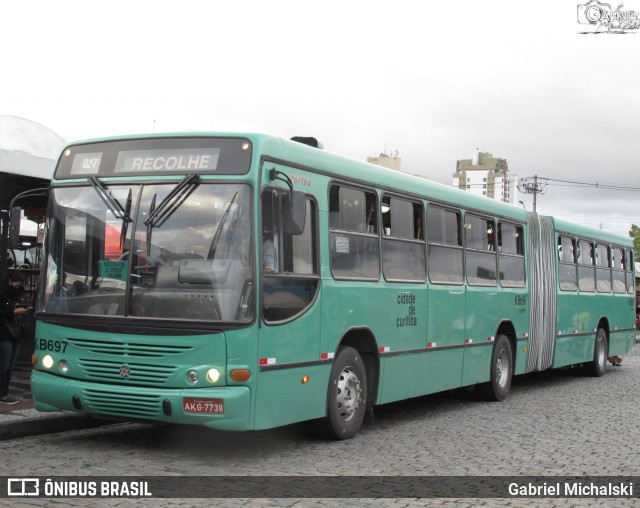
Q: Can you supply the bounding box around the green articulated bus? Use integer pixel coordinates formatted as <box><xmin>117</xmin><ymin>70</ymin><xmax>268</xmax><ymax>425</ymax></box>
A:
<box><xmin>31</xmin><ymin>133</ymin><xmax>636</xmax><ymax>439</ymax></box>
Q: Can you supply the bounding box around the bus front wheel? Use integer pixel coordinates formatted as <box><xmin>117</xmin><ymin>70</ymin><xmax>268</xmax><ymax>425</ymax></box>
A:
<box><xmin>477</xmin><ymin>334</ymin><xmax>512</xmax><ymax>401</ymax></box>
<box><xmin>583</xmin><ymin>328</ymin><xmax>607</xmax><ymax>377</ymax></box>
<box><xmin>321</xmin><ymin>346</ymin><xmax>367</xmax><ymax>440</ymax></box>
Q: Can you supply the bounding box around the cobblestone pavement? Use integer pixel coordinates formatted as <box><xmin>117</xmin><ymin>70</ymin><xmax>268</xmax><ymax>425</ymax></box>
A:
<box><xmin>1</xmin><ymin>344</ymin><xmax>639</xmax><ymax>507</ymax></box>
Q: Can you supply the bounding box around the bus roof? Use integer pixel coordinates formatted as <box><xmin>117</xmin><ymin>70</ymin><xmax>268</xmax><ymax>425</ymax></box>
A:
<box><xmin>60</xmin><ymin>131</ymin><xmax>631</xmax><ymax>246</ymax></box>
<box><xmin>550</xmin><ymin>217</ymin><xmax>632</xmax><ymax>247</ymax></box>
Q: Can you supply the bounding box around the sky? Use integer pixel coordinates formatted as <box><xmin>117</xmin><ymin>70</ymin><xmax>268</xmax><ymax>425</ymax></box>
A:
<box><xmin>2</xmin><ymin>0</ymin><xmax>639</xmax><ymax>236</ymax></box>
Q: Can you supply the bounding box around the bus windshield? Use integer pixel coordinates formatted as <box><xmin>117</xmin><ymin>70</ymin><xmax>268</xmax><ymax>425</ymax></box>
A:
<box><xmin>39</xmin><ymin>182</ymin><xmax>253</xmax><ymax>323</ymax></box>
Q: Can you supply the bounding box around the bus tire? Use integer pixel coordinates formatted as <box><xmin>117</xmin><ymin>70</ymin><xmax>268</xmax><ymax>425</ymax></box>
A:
<box><xmin>321</xmin><ymin>346</ymin><xmax>367</xmax><ymax>440</ymax></box>
<box><xmin>477</xmin><ymin>334</ymin><xmax>512</xmax><ymax>401</ymax></box>
<box><xmin>584</xmin><ymin>328</ymin><xmax>607</xmax><ymax>377</ymax></box>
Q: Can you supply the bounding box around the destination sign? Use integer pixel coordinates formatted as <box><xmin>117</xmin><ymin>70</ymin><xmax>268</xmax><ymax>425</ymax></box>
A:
<box><xmin>115</xmin><ymin>148</ymin><xmax>220</xmax><ymax>173</ymax></box>
<box><xmin>70</xmin><ymin>152</ymin><xmax>102</xmax><ymax>175</ymax></box>
<box><xmin>54</xmin><ymin>137</ymin><xmax>252</xmax><ymax>179</ymax></box>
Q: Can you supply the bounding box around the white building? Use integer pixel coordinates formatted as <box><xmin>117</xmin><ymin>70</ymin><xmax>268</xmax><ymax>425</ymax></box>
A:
<box><xmin>452</xmin><ymin>150</ymin><xmax>518</xmax><ymax>204</ymax></box>
<box><xmin>367</xmin><ymin>152</ymin><xmax>401</xmax><ymax>171</ymax></box>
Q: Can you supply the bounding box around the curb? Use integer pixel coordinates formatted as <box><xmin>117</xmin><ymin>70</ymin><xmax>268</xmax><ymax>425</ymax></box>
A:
<box><xmin>0</xmin><ymin>413</ymin><xmax>110</xmax><ymax>441</ymax></box>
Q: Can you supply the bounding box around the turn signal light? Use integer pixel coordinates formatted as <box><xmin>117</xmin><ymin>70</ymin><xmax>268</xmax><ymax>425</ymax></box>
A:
<box><xmin>230</xmin><ymin>369</ymin><xmax>251</xmax><ymax>382</ymax></box>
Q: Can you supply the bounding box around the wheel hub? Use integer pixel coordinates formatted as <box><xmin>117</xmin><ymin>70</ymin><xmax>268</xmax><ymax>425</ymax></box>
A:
<box><xmin>336</xmin><ymin>367</ymin><xmax>362</xmax><ymax>422</ymax></box>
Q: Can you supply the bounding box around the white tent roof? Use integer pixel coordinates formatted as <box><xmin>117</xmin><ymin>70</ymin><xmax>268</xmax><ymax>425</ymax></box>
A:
<box><xmin>0</xmin><ymin>115</ymin><xmax>66</xmax><ymax>179</ymax></box>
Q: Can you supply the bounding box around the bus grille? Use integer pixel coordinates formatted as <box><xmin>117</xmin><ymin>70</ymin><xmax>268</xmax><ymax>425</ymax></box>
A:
<box><xmin>82</xmin><ymin>389</ymin><xmax>162</xmax><ymax>419</ymax></box>
<box><xmin>77</xmin><ymin>359</ymin><xmax>177</xmax><ymax>385</ymax></box>
<box><xmin>66</xmin><ymin>337</ymin><xmax>194</xmax><ymax>357</ymax></box>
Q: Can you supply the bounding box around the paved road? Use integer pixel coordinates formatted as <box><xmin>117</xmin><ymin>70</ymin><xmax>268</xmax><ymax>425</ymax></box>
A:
<box><xmin>1</xmin><ymin>344</ymin><xmax>639</xmax><ymax>507</ymax></box>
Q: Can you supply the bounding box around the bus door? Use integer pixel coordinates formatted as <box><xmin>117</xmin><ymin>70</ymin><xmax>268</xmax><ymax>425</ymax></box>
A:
<box><xmin>461</xmin><ymin>214</ymin><xmax>500</xmax><ymax>385</ymax></box>
<box><xmin>377</xmin><ymin>196</ymin><xmax>429</xmax><ymax>402</ymax></box>
<box><xmin>255</xmin><ymin>183</ymin><xmax>323</xmax><ymax>429</ymax></box>
<box><xmin>425</xmin><ymin>205</ymin><xmax>466</xmax><ymax>392</ymax></box>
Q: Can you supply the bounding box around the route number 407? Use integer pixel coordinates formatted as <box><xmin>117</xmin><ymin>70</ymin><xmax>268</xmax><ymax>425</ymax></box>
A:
<box><xmin>37</xmin><ymin>339</ymin><xmax>68</xmax><ymax>353</ymax></box>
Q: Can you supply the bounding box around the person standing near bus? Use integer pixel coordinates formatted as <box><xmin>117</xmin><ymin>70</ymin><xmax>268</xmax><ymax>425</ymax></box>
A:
<box><xmin>0</xmin><ymin>270</ymin><xmax>28</xmax><ymax>405</ymax></box>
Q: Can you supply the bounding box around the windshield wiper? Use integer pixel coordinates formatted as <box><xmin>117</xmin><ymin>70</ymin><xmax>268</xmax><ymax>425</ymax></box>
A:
<box><xmin>89</xmin><ymin>176</ymin><xmax>129</xmax><ymax>220</ymax></box>
<box><xmin>207</xmin><ymin>191</ymin><xmax>239</xmax><ymax>260</ymax></box>
<box><xmin>89</xmin><ymin>177</ymin><xmax>133</xmax><ymax>248</ymax></box>
<box><xmin>144</xmin><ymin>173</ymin><xmax>200</xmax><ymax>228</ymax></box>
<box><xmin>144</xmin><ymin>173</ymin><xmax>200</xmax><ymax>255</ymax></box>
<box><xmin>119</xmin><ymin>188</ymin><xmax>133</xmax><ymax>249</ymax></box>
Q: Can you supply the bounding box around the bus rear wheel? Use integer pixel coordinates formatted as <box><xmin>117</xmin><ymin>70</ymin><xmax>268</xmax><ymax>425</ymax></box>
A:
<box><xmin>583</xmin><ymin>328</ymin><xmax>607</xmax><ymax>377</ymax></box>
<box><xmin>321</xmin><ymin>346</ymin><xmax>367</xmax><ymax>440</ymax></box>
<box><xmin>477</xmin><ymin>334</ymin><xmax>512</xmax><ymax>401</ymax></box>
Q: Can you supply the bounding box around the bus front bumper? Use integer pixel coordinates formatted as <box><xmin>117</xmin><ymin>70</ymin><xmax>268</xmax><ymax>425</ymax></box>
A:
<box><xmin>31</xmin><ymin>370</ymin><xmax>251</xmax><ymax>431</ymax></box>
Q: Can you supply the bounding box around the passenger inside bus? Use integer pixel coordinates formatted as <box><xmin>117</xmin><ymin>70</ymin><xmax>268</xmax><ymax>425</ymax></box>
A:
<box><xmin>262</xmin><ymin>232</ymin><xmax>277</xmax><ymax>272</ymax></box>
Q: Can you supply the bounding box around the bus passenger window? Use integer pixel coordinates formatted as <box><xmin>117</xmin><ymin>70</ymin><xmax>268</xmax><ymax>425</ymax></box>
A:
<box><xmin>381</xmin><ymin>196</ymin><xmax>425</xmax><ymax>282</ymax></box>
<box><xmin>612</xmin><ymin>247</ymin><xmax>626</xmax><ymax>293</ymax></box>
<box><xmin>595</xmin><ymin>243</ymin><xmax>611</xmax><ymax>293</ymax></box>
<box><xmin>465</xmin><ymin>214</ymin><xmax>497</xmax><ymax>285</ymax></box>
<box><xmin>498</xmin><ymin>222</ymin><xmax>525</xmax><ymax>287</ymax></box>
<box><xmin>626</xmin><ymin>249</ymin><xmax>635</xmax><ymax>294</ymax></box>
<box><xmin>329</xmin><ymin>185</ymin><xmax>379</xmax><ymax>280</ymax></box>
<box><xmin>577</xmin><ymin>239</ymin><xmax>595</xmax><ymax>292</ymax></box>
<box><xmin>427</xmin><ymin>205</ymin><xmax>463</xmax><ymax>284</ymax></box>
<box><xmin>558</xmin><ymin>236</ymin><xmax>577</xmax><ymax>291</ymax></box>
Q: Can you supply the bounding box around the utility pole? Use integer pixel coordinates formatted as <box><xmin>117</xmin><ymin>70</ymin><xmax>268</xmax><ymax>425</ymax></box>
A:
<box><xmin>518</xmin><ymin>175</ymin><xmax>546</xmax><ymax>212</ymax></box>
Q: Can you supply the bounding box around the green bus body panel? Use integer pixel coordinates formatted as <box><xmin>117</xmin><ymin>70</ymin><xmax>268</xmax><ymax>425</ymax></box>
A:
<box><xmin>33</xmin><ymin>132</ymin><xmax>635</xmax><ymax>433</ymax></box>
<box><xmin>31</xmin><ymin>370</ymin><xmax>251</xmax><ymax>430</ymax></box>
<box><xmin>254</xmin><ymin>295</ymin><xmax>327</xmax><ymax>430</ymax></box>
<box><xmin>32</xmin><ymin>321</ymin><xmax>255</xmax><ymax>430</ymax></box>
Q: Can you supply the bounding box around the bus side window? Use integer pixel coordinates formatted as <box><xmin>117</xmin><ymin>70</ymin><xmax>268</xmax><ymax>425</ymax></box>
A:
<box><xmin>427</xmin><ymin>205</ymin><xmax>463</xmax><ymax>284</ymax></box>
<box><xmin>626</xmin><ymin>249</ymin><xmax>635</xmax><ymax>294</ymax></box>
<box><xmin>497</xmin><ymin>222</ymin><xmax>525</xmax><ymax>287</ymax></box>
<box><xmin>329</xmin><ymin>184</ymin><xmax>379</xmax><ymax>280</ymax></box>
<box><xmin>595</xmin><ymin>243</ymin><xmax>612</xmax><ymax>293</ymax></box>
<box><xmin>381</xmin><ymin>196</ymin><xmax>425</xmax><ymax>282</ymax></box>
<box><xmin>465</xmin><ymin>214</ymin><xmax>497</xmax><ymax>285</ymax></box>
<box><xmin>558</xmin><ymin>235</ymin><xmax>577</xmax><ymax>291</ymax></box>
<box><xmin>262</xmin><ymin>187</ymin><xmax>319</xmax><ymax>323</ymax></box>
<box><xmin>577</xmin><ymin>239</ymin><xmax>595</xmax><ymax>292</ymax></box>
<box><xmin>612</xmin><ymin>247</ymin><xmax>626</xmax><ymax>293</ymax></box>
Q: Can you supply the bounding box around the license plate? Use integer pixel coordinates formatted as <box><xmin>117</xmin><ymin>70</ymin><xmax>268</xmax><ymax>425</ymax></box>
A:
<box><xmin>182</xmin><ymin>397</ymin><xmax>224</xmax><ymax>414</ymax></box>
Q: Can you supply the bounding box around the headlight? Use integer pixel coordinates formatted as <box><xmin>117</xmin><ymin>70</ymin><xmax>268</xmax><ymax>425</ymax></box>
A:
<box><xmin>206</xmin><ymin>368</ymin><xmax>220</xmax><ymax>383</ymax></box>
<box><xmin>42</xmin><ymin>355</ymin><xmax>54</xmax><ymax>369</ymax></box>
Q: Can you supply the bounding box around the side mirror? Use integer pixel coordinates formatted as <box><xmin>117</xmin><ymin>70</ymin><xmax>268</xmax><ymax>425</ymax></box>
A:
<box><xmin>9</xmin><ymin>207</ymin><xmax>21</xmax><ymax>249</ymax></box>
<box><xmin>285</xmin><ymin>191</ymin><xmax>306</xmax><ymax>235</ymax></box>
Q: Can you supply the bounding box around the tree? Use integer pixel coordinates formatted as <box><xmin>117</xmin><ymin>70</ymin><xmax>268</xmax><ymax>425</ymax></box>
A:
<box><xmin>629</xmin><ymin>224</ymin><xmax>640</xmax><ymax>262</ymax></box>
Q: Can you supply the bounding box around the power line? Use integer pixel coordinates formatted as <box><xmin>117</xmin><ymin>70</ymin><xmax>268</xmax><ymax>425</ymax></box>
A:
<box><xmin>527</xmin><ymin>176</ymin><xmax>640</xmax><ymax>192</ymax></box>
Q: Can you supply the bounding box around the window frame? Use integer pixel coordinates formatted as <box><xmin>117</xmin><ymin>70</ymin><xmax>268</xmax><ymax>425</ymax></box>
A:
<box><xmin>497</xmin><ymin>221</ymin><xmax>526</xmax><ymax>288</ymax></box>
<box><xmin>577</xmin><ymin>238</ymin><xmax>596</xmax><ymax>292</ymax></box>
<box><xmin>427</xmin><ymin>204</ymin><xmax>464</xmax><ymax>285</ymax></box>
<box><xmin>261</xmin><ymin>186</ymin><xmax>320</xmax><ymax>324</ymax></box>
<box><xmin>381</xmin><ymin>194</ymin><xmax>426</xmax><ymax>283</ymax></box>
<box><xmin>464</xmin><ymin>212</ymin><xmax>498</xmax><ymax>287</ymax></box>
<box><xmin>328</xmin><ymin>182</ymin><xmax>380</xmax><ymax>281</ymax></box>
<box><xmin>558</xmin><ymin>235</ymin><xmax>578</xmax><ymax>292</ymax></box>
